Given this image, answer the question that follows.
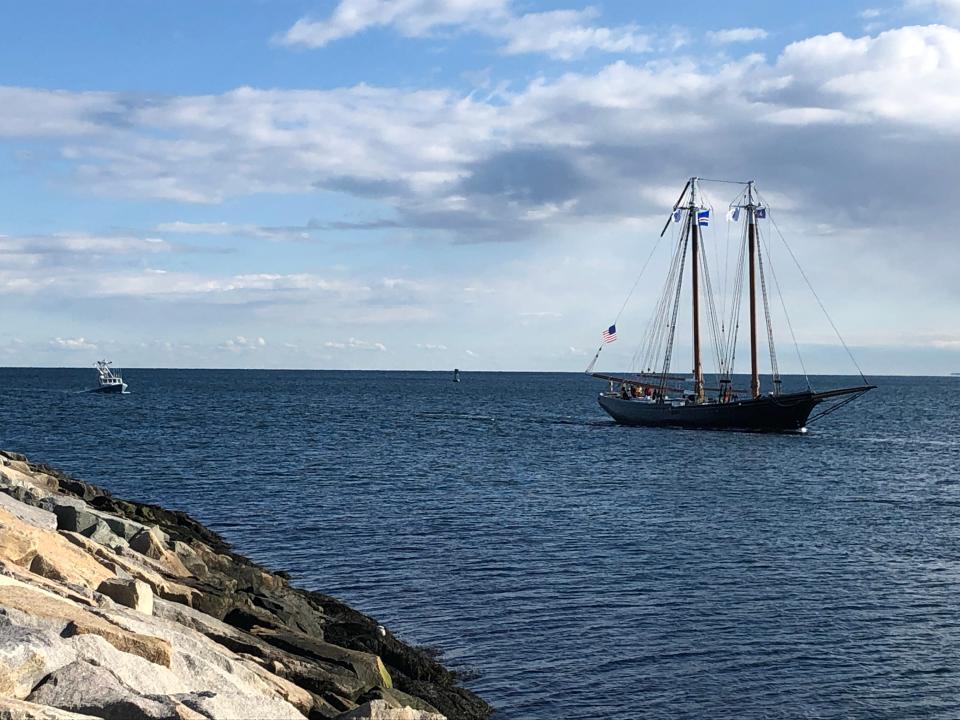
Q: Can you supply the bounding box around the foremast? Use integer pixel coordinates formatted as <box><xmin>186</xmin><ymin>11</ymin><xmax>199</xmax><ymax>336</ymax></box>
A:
<box><xmin>746</xmin><ymin>181</ymin><xmax>760</xmax><ymax>399</ymax></box>
<box><xmin>689</xmin><ymin>178</ymin><xmax>705</xmax><ymax>403</ymax></box>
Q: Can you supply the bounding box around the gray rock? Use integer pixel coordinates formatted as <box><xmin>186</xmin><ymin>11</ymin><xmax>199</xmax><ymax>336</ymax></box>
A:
<box><xmin>0</xmin><ymin>697</ymin><xmax>103</xmax><ymax>719</ymax></box>
<box><xmin>96</xmin><ymin>579</ymin><xmax>153</xmax><ymax>615</ymax></box>
<box><xmin>334</xmin><ymin>700</ymin><xmax>445</xmax><ymax>720</ymax></box>
<box><xmin>99</xmin><ymin>515</ymin><xmax>149</xmax><ymax>543</ymax></box>
<box><xmin>0</xmin><ymin>621</ymin><xmax>77</xmax><ymax>699</ymax></box>
<box><xmin>48</xmin><ymin>506</ymin><xmax>99</xmax><ymax>536</ymax></box>
<box><xmin>27</xmin><ymin>660</ymin><xmax>181</xmax><ymax>720</ymax></box>
<box><xmin>0</xmin><ymin>478</ymin><xmax>46</xmax><ymax>506</ymax></box>
<box><xmin>174</xmin><ymin>689</ymin><xmax>308</xmax><ymax>720</ymax></box>
<box><xmin>37</xmin><ymin>496</ymin><xmax>87</xmax><ymax>513</ymax></box>
<box><xmin>0</xmin><ymin>493</ymin><xmax>57</xmax><ymax>531</ymax></box>
<box><xmin>86</xmin><ymin>521</ymin><xmax>128</xmax><ymax>553</ymax></box>
<box><xmin>128</xmin><ymin>528</ymin><xmax>167</xmax><ymax>559</ymax></box>
<box><xmin>362</xmin><ymin>689</ymin><xmax>441</xmax><ymax>716</ymax></box>
<box><xmin>41</xmin><ymin>498</ymin><xmax>147</xmax><ymax>544</ymax></box>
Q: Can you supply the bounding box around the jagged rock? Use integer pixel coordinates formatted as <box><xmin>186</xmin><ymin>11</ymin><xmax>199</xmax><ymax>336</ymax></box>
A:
<box><xmin>28</xmin><ymin>555</ymin><xmax>69</xmax><ymax>584</ymax></box>
<box><xmin>0</xmin><ymin>494</ymin><xmax>56</xmax><ymax>531</ymax></box>
<box><xmin>334</xmin><ymin>700</ymin><xmax>445</xmax><ymax>720</ymax></box>
<box><xmin>252</xmin><ymin>627</ymin><xmax>392</xmax><ymax>692</ymax></box>
<box><xmin>0</xmin><ymin>509</ymin><xmax>113</xmax><ymax>590</ymax></box>
<box><xmin>173</xmin><ymin>689</ymin><xmax>306</xmax><ymax>720</ymax></box>
<box><xmin>97</xmin><ymin>579</ymin><xmax>153</xmax><ymax>615</ymax></box>
<box><xmin>360</xmin><ymin>688</ymin><xmax>441</xmax><ymax>716</ymax></box>
<box><xmin>170</xmin><ymin>542</ymin><xmax>207</xmax><ymax>579</ymax></box>
<box><xmin>58</xmin><ymin>533</ymin><xmax>196</xmax><ymax>607</ymax></box>
<box><xmin>0</xmin><ymin>576</ymin><xmax>171</xmax><ymax>667</ymax></box>
<box><xmin>0</xmin><ymin>621</ymin><xmax>77</xmax><ymax>699</ymax></box>
<box><xmin>87</xmin><ymin>602</ymin><xmax>309</xmax><ymax>719</ymax></box>
<box><xmin>99</xmin><ymin>516</ymin><xmax>150</xmax><ymax>543</ymax></box>
<box><xmin>0</xmin><ymin>468</ymin><xmax>49</xmax><ymax>505</ymax></box>
<box><xmin>27</xmin><ymin>660</ymin><xmax>187</xmax><ymax>720</ymax></box>
<box><xmin>0</xmin><ymin>697</ymin><xmax>101</xmax><ymax>719</ymax></box>
<box><xmin>85</xmin><ymin>521</ymin><xmax>127</xmax><ymax>554</ymax></box>
<box><xmin>38</xmin><ymin>493</ymin><xmax>144</xmax><ymax>543</ymax></box>
<box><xmin>0</xmin><ymin>451</ymin><xmax>28</xmax><ymax>463</ymax></box>
<box><xmin>48</xmin><ymin>506</ymin><xmax>99</xmax><ymax>537</ymax></box>
<box><xmin>36</xmin><ymin>496</ymin><xmax>86</xmax><ymax>514</ymax></box>
<box><xmin>128</xmin><ymin>530</ymin><xmax>189</xmax><ymax>578</ymax></box>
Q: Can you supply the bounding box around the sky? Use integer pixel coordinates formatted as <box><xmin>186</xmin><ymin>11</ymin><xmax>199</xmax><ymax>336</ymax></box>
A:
<box><xmin>1</xmin><ymin>0</ymin><xmax>959</xmax><ymax>374</ymax></box>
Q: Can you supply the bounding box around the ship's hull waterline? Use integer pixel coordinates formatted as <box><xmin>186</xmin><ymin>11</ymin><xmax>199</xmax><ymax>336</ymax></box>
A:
<box><xmin>598</xmin><ymin>391</ymin><xmax>822</xmax><ymax>431</ymax></box>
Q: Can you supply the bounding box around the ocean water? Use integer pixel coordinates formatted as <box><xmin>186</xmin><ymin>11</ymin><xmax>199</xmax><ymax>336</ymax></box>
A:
<box><xmin>2</xmin><ymin>368</ymin><xmax>959</xmax><ymax>719</ymax></box>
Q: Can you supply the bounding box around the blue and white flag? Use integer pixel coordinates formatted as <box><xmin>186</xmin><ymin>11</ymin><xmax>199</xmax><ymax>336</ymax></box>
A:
<box><xmin>697</xmin><ymin>209</ymin><xmax>710</xmax><ymax>227</ymax></box>
<box><xmin>601</xmin><ymin>324</ymin><xmax>617</xmax><ymax>344</ymax></box>
<box><xmin>672</xmin><ymin>208</ymin><xmax>683</xmax><ymax>223</ymax></box>
<box><xmin>726</xmin><ymin>206</ymin><xmax>740</xmax><ymax>223</ymax></box>
<box><xmin>755</xmin><ymin>207</ymin><xmax>767</xmax><ymax>219</ymax></box>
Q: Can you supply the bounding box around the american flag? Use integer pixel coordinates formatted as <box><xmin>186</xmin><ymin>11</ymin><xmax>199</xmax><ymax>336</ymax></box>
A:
<box><xmin>601</xmin><ymin>324</ymin><xmax>617</xmax><ymax>343</ymax></box>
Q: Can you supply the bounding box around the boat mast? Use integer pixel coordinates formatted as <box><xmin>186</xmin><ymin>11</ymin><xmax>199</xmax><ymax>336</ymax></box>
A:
<box><xmin>690</xmin><ymin>177</ymin><xmax>704</xmax><ymax>403</ymax></box>
<box><xmin>747</xmin><ymin>181</ymin><xmax>760</xmax><ymax>399</ymax></box>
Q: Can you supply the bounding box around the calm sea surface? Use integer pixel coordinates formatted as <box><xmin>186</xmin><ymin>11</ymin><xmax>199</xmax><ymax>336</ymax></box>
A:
<box><xmin>1</xmin><ymin>369</ymin><xmax>959</xmax><ymax>719</ymax></box>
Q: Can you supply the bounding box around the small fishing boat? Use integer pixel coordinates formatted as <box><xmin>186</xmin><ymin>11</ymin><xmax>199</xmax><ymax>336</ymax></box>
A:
<box><xmin>586</xmin><ymin>177</ymin><xmax>874</xmax><ymax>431</ymax></box>
<box><xmin>91</xmin><ymin>360</ymin><xmax>128</xmax><ymax>394</ymax></box>
<box><xmin>453</xmin><ymin>368</ymin><xmax>461</xmax><ymax>383</ymax></box>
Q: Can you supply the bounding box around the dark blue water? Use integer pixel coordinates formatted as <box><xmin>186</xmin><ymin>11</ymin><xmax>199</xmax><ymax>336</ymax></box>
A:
<box><xmin>2</xmin><ymin>369</ymin><xmax>959</xmax><ymax>719</ymax></box>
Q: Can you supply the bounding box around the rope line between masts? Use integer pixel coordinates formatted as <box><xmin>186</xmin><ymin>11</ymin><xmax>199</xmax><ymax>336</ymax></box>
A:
<box><xmin>757</xmin><ymin>189</ymin><xmax>870</xmax><ymax>386</ymax></box>
<box><xmin>758</xmin><ymin>220</ymin><xmax>811</xmax><ymax>390</ymax></box>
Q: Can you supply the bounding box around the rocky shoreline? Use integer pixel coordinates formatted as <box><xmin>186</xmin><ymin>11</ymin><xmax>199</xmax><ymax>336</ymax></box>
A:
<box><xmin>0</xmin><ymin>450</ymin><xmax>492</xmax><ymax>720</ymax></box>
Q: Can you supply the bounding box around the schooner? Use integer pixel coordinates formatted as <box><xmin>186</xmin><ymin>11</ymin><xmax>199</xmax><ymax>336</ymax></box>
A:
<box><xmin>589</xmin><ymin>177</ymin><xmax>874</xmax><ymax>431</ymax></box>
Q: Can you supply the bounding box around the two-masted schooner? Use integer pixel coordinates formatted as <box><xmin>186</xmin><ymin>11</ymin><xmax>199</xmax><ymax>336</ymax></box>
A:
<box><xmin>588</xmin><ymin>177</ymin><xmax>874</xmax><ymax>431</ymax></box>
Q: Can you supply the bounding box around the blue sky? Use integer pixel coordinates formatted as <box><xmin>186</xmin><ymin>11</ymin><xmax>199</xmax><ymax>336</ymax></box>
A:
<box><xmin>1</xmin><ymin>0</ymin><xmax>958</xmax><ymax>373</ymax></box>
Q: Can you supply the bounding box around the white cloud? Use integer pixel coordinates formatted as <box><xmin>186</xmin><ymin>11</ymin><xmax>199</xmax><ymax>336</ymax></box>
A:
<box><xmin>6</xmin><ymin>24</ymin><xmax>958</xmax><ymax>222</ymax></box>
<box><xmin>499</xmin><ymin>9</ymin><xmax>653</xmax><ymax>60</ymax></box>
<box><xmin>325</xmin><ymin>337</ymin><xmax>387</xmax><ymax>351</ymax></box>
<box><xmin>278</xmin><ymin>0</ymin><xmax>509</xmax><ymax>47</ymax></box>
<box><xmin>416</xmin><ymin>343</ymin><xmax>448</xmax><ymax>350</ymax></box>
<box><xmin>50</xmin><ymin>337</ymin><xmax>97</xmax><ymax>351</ymax></box>
<box><xmin>906</xmin><ymin>0</ymin><xmax>960</xmax><ymax>23</ymax></box>
<box><xmin>276</xmin><ymin>0</ymin><xmax>653</xmax><ymax>59</ymax></box>
<box><xmin>155</xmin><ymin>221</ymin><xmax>312</xmax><ymax>241</ymax></box>
<box><xmin>0</xmin><ymin>233</ymin><xmax>172</xmax><ymax>266</ymax></box>
<box><xmin>219</xmin><ymin>335</ymin><xmax>267</xmax><ymax>352</ymax></box>
<box><xmin>707</xmin><ymin>27</ymin><xmax>768</xmax><ymax>44</ymax></box>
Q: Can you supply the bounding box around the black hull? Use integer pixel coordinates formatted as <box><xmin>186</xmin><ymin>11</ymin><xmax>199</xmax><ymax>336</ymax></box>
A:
<box><xmin>599</xmin><ymin>391</ymin><xmax>824</xmax><ymax>431</ymax></box>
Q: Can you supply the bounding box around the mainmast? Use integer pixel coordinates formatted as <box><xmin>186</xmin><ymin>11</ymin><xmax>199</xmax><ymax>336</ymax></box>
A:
<box><xmin>747</xmin><ymin>181</ymin><xmax>760</xmax><ymax>399</ymax></box>
<box><xmin>690</xmin><ymin>178</ymin><xmax>704</xmax><ymax>403</ymax></box>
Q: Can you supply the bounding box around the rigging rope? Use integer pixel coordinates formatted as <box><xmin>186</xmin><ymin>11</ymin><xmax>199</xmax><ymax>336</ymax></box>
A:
<box><xmin>659</xmin><ymin>217</ymin><xmax>690</xmax><ymax>395</ymax></box>
<box><xmin>758</xmin><ymin>224</ymin><xmax>811</xmax><ymax>390</ymax></box>
<box><xmin>756</xmin><ymin>238</ymin><xmax>781</xmax><ymax>392</ymax></box>
<box><xmin>722</xmin><ymin>221</ymin><xmax>748</xmax><ymax>381</ymax></box>
<box><xmin>585</xmin><ymin>222</ymin><xmax>667</xmax><ymax>373</ymax></box>
<box><xmin>698</xmin><ymin>233</ymin><xmax>727</xmax><ymax>378</ymax></box>
<box><xmin>633</xmin><ymin>218</ymin><xmax>686</xmax><ymax>375</ymax></box>
<box><xmin>757</xmin><ymin>190</ymin><xmax>870</xmax><ymax>385</ymax></box>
